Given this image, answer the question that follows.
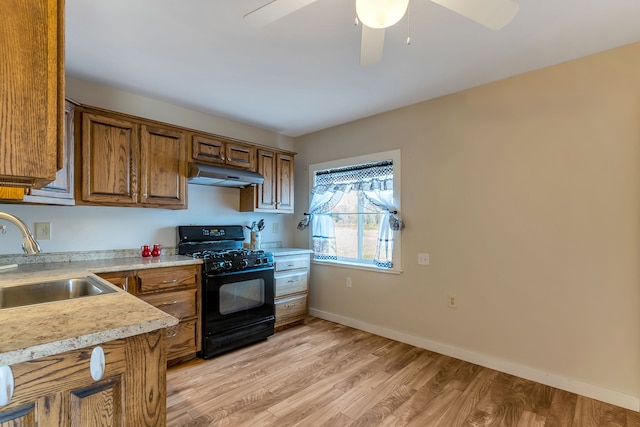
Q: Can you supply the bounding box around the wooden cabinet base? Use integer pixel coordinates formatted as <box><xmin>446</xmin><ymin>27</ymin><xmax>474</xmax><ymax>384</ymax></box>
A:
<box><xmin>97</xmin><ymin>264</ymin><xmax>201</xmax><ymax>364</ymax></box>
<box><xmin>0</xmin><ymin>330</ymin><xmax>167</xmax><ymax>427</ymax></box>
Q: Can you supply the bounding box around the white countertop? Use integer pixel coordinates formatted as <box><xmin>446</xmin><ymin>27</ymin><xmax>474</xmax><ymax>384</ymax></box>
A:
<box><xmin>269</xmin><ymin>248</ymin><xmax>313</xmax><ymax>257</ymax></box>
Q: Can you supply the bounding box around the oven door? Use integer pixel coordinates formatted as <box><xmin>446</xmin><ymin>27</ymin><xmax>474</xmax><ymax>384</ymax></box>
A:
<box><xmin>202</xmin><ymin>266</ymin><xmax>275</xmax><ymax>337</ymax></box>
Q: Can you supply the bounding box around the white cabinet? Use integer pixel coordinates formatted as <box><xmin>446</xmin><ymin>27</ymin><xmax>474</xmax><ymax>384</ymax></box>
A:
<box><xmin>273</xmin><ymin>251</ymin><xmax>311</xmax><ymax>329</ymax></box>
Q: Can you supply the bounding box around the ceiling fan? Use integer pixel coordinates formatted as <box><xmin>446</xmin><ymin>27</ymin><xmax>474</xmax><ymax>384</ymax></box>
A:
<box><xmin>244</xmin><ymin>0</ymin><xmax>519</xmax><ymax>66</ymax></box>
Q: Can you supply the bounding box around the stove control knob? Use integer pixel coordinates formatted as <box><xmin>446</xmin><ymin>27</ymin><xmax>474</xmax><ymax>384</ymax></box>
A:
<box><xmin>254</xmin><ymin>258</ymin><xmax>262</xmax><ymax>265</ymax></box>
<box><xmin>262</xmin><ymin>257</ymin><xmax>270</xmax><ymax>265</ymax></box>
<box><xmin>223</xmin><ymin>261</ymin><xmax>233</xmax><ymax>270</ymax></box>
<box><xmin>240</xmin><ymin>259</ymin><xmax>249</xmax><ymax>268</ymax></box>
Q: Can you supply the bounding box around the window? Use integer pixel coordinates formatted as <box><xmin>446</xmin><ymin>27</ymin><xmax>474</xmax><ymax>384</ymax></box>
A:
<box><xmin>298</xmin><ymin>150</ymin><xmax>402</xmax><ymax>271</ymax></box>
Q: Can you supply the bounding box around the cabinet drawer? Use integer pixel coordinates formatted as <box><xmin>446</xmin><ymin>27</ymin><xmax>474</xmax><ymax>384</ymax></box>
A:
<box><xmin>137</xmin><ymin>266</ymin><xmax>196</xmax><ymax>293</ymax></box>
<box><xmin>6</xmin><ymin>340</ymin><xmax>126</xmax><ymax>409</ymax></box>
<box><xmin>166</xmin><ymin>319</ymin><xmax>196</xmax><ymax>360</ymax></box>
<box><xmin>274</xmin><ymin>255</ymin><xmax>310</xmax><ymax>272</ymax></box>
<box><xmin>275</xmin><ymin>294</ymin><xmax>308</xmax><ymax>323</ymax></box>
<box><xmin>139</xmin><ymin>289</ymin><xmax>196</xmax><ymax>320</ymax></box>
<box><xmin>275</xmin><ymin>270</ymin><xmax>308</xmax><ymax>297</ymax></box>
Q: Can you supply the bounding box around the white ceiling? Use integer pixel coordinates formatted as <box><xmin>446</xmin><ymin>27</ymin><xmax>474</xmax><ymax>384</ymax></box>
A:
<box><xmin>66</xmin><ymin>0</ymin><xmax>640</xmax><ymax>137</ymax></box>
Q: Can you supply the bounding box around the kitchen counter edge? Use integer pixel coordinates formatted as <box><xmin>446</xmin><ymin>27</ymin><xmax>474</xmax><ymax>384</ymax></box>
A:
<box><xmin>0</xmin><ymin>256</ymin><xmax>200</xmax><ymax>365</ymax></box>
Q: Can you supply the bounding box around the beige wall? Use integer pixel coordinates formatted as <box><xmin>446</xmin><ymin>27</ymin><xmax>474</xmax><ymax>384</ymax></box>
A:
<box><xmin>292</xmin><ymin>43</ymin><xmax>640</xmax><ymax>406</ymax></box>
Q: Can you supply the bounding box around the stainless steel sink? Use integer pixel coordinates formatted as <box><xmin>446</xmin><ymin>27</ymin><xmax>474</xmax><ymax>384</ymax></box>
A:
<box><xmin>0</xmin><ymin>277</ymin><xmax>117</xmax><ymax>309</ymax></box>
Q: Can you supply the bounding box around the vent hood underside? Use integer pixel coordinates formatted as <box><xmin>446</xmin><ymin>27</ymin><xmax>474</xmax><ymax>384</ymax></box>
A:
<box><xmin>188</xmin><ymin>163</ymin><xmax>264</xmax><ymax>188</ymax></box>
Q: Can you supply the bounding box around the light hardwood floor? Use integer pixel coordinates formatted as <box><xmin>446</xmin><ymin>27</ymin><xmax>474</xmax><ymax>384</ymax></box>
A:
<box><xmin>167</xmin><ymin>317</ymin><xmax>639</xmax><ymax>427</ymax></box>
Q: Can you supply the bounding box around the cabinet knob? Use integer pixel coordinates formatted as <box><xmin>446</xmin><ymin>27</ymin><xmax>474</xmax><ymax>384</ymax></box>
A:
<box><xmin>0</xmin><ymin>366</ymin><xmax>14</xmax><ymax>406</ymax></box>
<box><xmin>143</xmin><ymin>193</ymin><xmax>148</xmax><ymax>198</ymax></box>
<box><xmin>90</xmin><ymin>346</ymin><xmax>106</xmax><ymax>381</ymax></box>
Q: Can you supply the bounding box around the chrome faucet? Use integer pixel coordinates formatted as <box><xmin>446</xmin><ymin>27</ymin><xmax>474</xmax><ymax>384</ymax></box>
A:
<box><xmin>0</xmin><ymin>212</ymin><xmax>41</xmax><ymax>255</ymax></box>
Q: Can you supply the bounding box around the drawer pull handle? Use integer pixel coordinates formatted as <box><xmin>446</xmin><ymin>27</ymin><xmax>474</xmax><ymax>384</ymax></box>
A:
<box><xmin>162</xmin><ymin>300</ymin><xmax>179</xmax><ymax>305</ymax></box>
<box><xmin>287</xmin><ymin>279</ymin><xmax>299</xmax><ymax>283</ymax></box>
<box><xmin>167</xmin><ymin>331</ymin><xmax>177</xmax><ymax>338</ymax></box>
<box><xmin>161</xmin><ymin>279</ymin><xmax>179</xmax><ymax>284</ymax></box>
<box><xmin>90</xmin><ymin>346</ymin><xmax>106</xmax><ymax>381</ymax></box>
<box><xmin>0</xmin><ymin>366</ymin><xmax>14</xmax><ymax>406</ymax></box>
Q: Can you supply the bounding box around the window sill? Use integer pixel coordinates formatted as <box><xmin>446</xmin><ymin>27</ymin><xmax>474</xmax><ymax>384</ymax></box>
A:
<box><xmin>311</xmin><ymin>259</ymin><xmax>403</xmax><ymax>275</ymax></box>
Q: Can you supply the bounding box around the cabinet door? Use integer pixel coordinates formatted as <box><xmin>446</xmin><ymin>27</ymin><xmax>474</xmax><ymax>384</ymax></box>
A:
<box><xmin>140</xmin><ymin>125</ymin><xmax>187</xmax><ymax>209</ymax></box>
<box><xmin>276</xmin><ymin>153</ymin><xmax>294</xmax><ymax>213</ymax></box>
<box><xmin>225</xmin><ymin>141</ymin><xmax>255</xmax><ymax>170</ymax></box>
<box><xmin>192</xmin><ymin>134</ymin><xmax>225</xmax><ymax>165</ymax></box>
<box><xmin>25</xmin><ymin>100</ymin><xmax>76</xmax><ymax>205</ymax></box>
<box><xmin>69</xmin><ymin>377</ymin><xmax>124</xmax><ymax>427</ymax></box>
<box><xmin>97</xmin><ymin>271</ymin><xmax>136</xmax><ymax>294</ymax></box>
<box><xmin>256</xmin><ymin>149</ymin><xmax>277</xmax><ymax>210</ymax></box>
<box><xmin>0</xmin><ymin>0</ymin><xmax>63</xmax><ymax>188</ymax></box>
<box><xmin>80</xmin><ymin>113</ymin><xmax>139</xmax><ymax>205</ymax></box>
<box><xmin>0</xmin><ymin>404</ymin><xmax>37</xmax><ymax>426</ymax></box>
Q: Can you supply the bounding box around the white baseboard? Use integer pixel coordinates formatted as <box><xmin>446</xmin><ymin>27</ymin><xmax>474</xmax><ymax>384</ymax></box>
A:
<box><xmin>309</xmin><ymin>308</ymin><xmax>640</xmax><ymax>412</ymax></box>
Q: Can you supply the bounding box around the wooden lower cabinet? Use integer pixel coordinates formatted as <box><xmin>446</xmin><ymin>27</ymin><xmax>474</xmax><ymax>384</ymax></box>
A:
<box><xmin>0</xmin><ymin>330</ymin><xmax>167</xmax><ymax>427</ymax></box>
<box><xmin>97</xmin><ymin>264</ymin><xmax>201</xmax><ymax>363</ymax></box>
<box><xmin>273</xmin><ymin>252</ymin><xmax>311</xmax><ymax>328</ymax></box>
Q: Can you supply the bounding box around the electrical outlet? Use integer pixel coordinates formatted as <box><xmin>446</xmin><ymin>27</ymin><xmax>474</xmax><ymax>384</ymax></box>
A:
<box><xmin>418</xmin><ymin>253</ymin><xmax>430</xmax><ymax>265</ymax></box>
<box><xmin>272</xmin><ymin>223</ymin><xmax>279</xmax><ymax>233</ymax></box>
<box><xmin>346</xmin><ymin>277</ymin><xmax>352</xmax><ymax>288</ymax></box>
<box><xmin>448</xmin><ymin>294</ymin><xmax>457</xmax><ymax>309</ymax></box>
<box><xmin>34</xmin><ymin>222</ymin><xmax>52</xmax><ymax>240</ymax></box>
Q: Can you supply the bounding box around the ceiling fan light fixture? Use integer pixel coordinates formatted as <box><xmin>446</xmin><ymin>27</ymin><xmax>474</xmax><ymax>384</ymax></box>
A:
<box><xmin>356</xmin><ymin>0</ymin><xmax>410</xmax><ymax>29</ymax></box>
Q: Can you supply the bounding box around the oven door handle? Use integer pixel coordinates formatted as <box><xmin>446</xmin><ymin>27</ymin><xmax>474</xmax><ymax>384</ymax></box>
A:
<box><xmin>205</xmin><ymin>266</ymin><xmax>274</xmax><ymax>278</ymax></box>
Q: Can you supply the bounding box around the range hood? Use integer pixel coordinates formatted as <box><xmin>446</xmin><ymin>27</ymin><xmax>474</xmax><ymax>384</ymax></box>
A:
<box><xmin>188</xmin><ymin>163</ymin><xmax>264</xmax><ymax>188</ymax></box>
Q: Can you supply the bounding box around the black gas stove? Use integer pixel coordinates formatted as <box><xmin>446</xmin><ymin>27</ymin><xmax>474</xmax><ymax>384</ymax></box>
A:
<box><xmin>177</xmin><ymin>226</ymin><xmax>274</xmax><ymax>274</ymax></box>
<box><xmin>176</xmin><ymin>225</ymin><xmax>275</xmax><ymax>358</ymax></box>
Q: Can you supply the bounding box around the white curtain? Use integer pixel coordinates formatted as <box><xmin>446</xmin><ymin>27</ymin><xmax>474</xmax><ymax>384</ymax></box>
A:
<box><xmin>297</xmin><ymin>189</ymin><xmax>345</xmax><ymax>260</ymax></box>
<box><xmin>298</xmin><ymin>160</ymin><xmax>404</xmax><ymax>268</ymax></box>
<box><xmin>362</xmin><ymin>188</ymin><xmax>402</xmax><ymax>268</ymax></box>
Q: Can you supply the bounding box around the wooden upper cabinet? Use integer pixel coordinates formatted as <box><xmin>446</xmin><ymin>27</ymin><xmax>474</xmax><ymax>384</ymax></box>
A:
<box><xmin>192</xmin><ymin>134</ymin><xmax>224</xmax><ymax>165</ymax></box>
<box><xmin>79</xmin><ymin>112</ymin><xmax>140</xmax><ymax>206</ymax></box>
<box><xmin>225</xmin><ymin>141</ymin><xmax>255</xmax><ymax>170</ymax></box>
<box><xmin>0</xmin><ymin>0</ymin><xmax>64</xmax><ymax>188</ymax></box>
<box><xmin>77</xmin><ymin>109</ymin><xmax>187</xmax><ymax>209</ymax></box>
<box><xmin>276</xmin><ymin>153</ymin><xmax>294</xmax><ymax>213</ymax></box>
<box><xmin>256</xmin><ymin>149</ymin><xmax>277</xmax><ymax>210</ymax></box>
<box><xmin>140</xmin><ymin>125</ymin><xmax>187</xmax><ymax>208</ymax></box>
<box><xmin>240</xmin><ymin>149</ymin><xmax>295</xmax><ymax>213</ymax></box>
<box><xmin>191</xmin><ymin>134</ymin><xmax>256</xmax><ymax>171</ymax></box>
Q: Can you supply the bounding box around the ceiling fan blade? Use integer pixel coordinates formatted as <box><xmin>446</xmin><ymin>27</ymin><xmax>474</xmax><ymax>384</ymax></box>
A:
<box><xmin>360</xmin><ymin>25</ymin><xmax>385</xmax><ymax>66</ymax></box>
<box><xmin>244</xmin><ymin>0</ymin><xmax>319</xmax><ymax>27</ymax></box>
<box><xmin>430</xmin><ymin>0</ymin><xmax>519</xmax><ymax>30</ymax></box>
